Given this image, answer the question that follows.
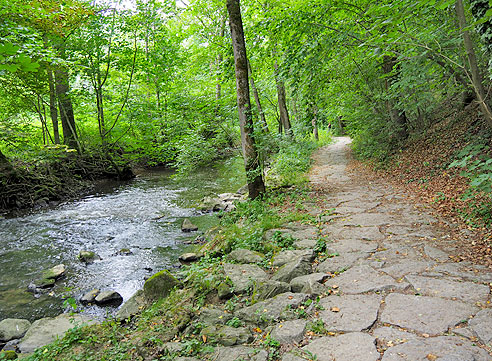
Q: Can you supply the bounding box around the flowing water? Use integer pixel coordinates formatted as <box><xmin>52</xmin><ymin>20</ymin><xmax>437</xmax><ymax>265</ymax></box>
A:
<box><xmin>0</xmin><ymin>157</ymin><xmax>245</xmax><ymax>322</ymax></box>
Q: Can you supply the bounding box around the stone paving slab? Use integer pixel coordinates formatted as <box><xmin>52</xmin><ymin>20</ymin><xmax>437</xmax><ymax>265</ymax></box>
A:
<box><xmin>316</xmin><ymin>252</ymin><xmax>369</xmax><ymax>273</ymax></box>
<box><xmin>210</xmin><ymin>346</ymin><xmax>269</xmax><ymax>361</ymax></box>
<box><xmin>405</xmin><ymin>274</ymin><xmax>490</xmax><ymax>303</ymax></box>
<box><xmin>381</xmin><ymin>260</ymin><xmax>435</xmax><ymax>279</ymax></box>
<box><xmin>380</xmin><ymin>336</ymin><xmax>491</xmax><ymax>361</ymax></box>
<box><xmin>380</xmin><ymin>293</ymin><xmax>479</xmax><ymax>335</ymax></box>
<box><xmin>272</xmin><ymin>249</ymin><xmax>315</xmax><ymax>267</ymax></box>
<box><xmin>424</xmin><ymin>245</ymin><xmax>450</xmax><ymax>262</ymax></box>
<box><xmin>329</xmin><ymin>238</ymin><xmax>379</xmax><ymax>254</ymax></box>
<box><xmin>335</xmin><ymin>226</ymin><xmax>385</xmax><ymax>242</ymax></box>
<box><xmin>430</xmin><ymin>263</ymin><xmax>492</xmax><ymax>283</ymax></box>
<box><xmin>469</xmin><ymin>308</ymin><xmax>492</xmax><ymax>345</ymax></box>
<box><xmin>324</xmin><ymin>265</ymin><xmax>406</xmax><ymax>294</ymax></box>
<box><xmin>339</xmin><ymin>213</ymin><xmax>396</xmax><ymax>227</ymax></box>
<box><xmin>271</xmin><ymin>319</ymin><xmax>307</xmax><ymax>344</ymax></box>
<box><xmin>290</xmin><ymin>273</ymin><xmax>330</xmax><ymax>293</ymax></box>
<box><xmin>373</xmin><ymin>326</ymin><xmax>420</xmax><ymax>346</ymax></box>
<box><xmin>302</xmin><ymin>332</ymin><xmax>379</xmax><ymax>361</ymax></box>
<box><xmin>318</xmin><ymin>294</ymin><xmax>382</xmax><ymax>332</ymax></box>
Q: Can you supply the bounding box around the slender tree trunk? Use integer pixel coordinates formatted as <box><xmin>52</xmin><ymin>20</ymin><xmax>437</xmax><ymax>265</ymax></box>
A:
<box><xmin>247</xmin><ymin>60</ymin><xmax>268</xmax><ymax>132</ymax></box>
<box><xmin>274</xmin><ymin>60</ymin><xmax>292</xmax><ymax>136</ymax></box>
<box><xmin>46</xmin><ymin>66</ymin><xmax>60</xmax><ymax>144</ymax></box>
<box><xmin>382</xmin><ymin>55</ymin><xmax>408</xmax><ymax>140</ymax></box>
<box><xmin>312</xmin><ymin>104</ymin><xmax>319</xmax><ymax>141</ymax></box>
<box><xmin>55</xmin><ymin>65</ymin><xmax>79</xmax><ymax>151</ymax></box>
<box><xmin>215</xmin><ymin>15</ymin><xmax>226</xmax><ymax>117</ymax></box>
<box><xmin>227</xmin><ymin>0</ymin><xmax>265</xmax><ymax>199</ymax></box>
<box><xmin>455</xmin><ymin>0</ymin><xmax>492</xmax><ymax>127</ymax></box>
<box><xmin>95</xmin><ymin>68</ymin><xmax>106</xmax><ymax>146</ymax></box>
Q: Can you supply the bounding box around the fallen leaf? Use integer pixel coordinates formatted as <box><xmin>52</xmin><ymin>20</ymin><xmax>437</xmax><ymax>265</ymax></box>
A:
<box><xmin>331</xmin><ymin>307</ymin><xmax>340</xmax><ymax>312</ymax></box>
<box><xmin>426</xmin><ymin>354</ymin><xmax>437</xmax><ymax>361</ymax></box>
<box><xmin>202</xmin><ymin>335</ymin><xmax>207</xmax><ymax>343</ymax></box>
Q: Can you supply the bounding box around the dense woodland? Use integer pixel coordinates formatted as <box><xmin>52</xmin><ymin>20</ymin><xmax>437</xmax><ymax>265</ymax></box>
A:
<box><xmin>1</xmin><ymin>0</ymin><xmax>492</xmax><ymax>213</ymax></box>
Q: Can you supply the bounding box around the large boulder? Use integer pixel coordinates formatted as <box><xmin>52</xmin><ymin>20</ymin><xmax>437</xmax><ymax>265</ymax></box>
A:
<box><xmin>223</xmin><ymin>264</ymin><xmax>268</xmax><ymax>294</ymax></box>
<box><xmin>227</xmin><ymin>249</ymin><xmax>264</xmax><ymax>264</ymax></box>
<box><xmin>18</xmin><ymin>314</ymin><xmax>97</xmax><ymax>353</ymax></box>
<box><xmin>201</xmin><ymin>325</ymin><xmax>253</xmax><ymax>346</ymax></box>
<box><xmin>271</xmin><ymin>258</ymin><xmax>312</xmax><ymax>283</ymax></box>
<box><xmin>143</xmin><ymin>270</ymin><xmax>180</xmax><ymax>301</ymax></box>
<box><xmin>0</xmin><ymin>319</ymin><xmax>31</xmax><ymax>342</ymax></box>
<box><xmin>80</xmin><ymin>289</ymin><xmax>100</xmax><ymax>305</ymax></box>
<box><xmin>95</xmin><ymin>290</ymin><xmax>123</xmax><ymax>306</ymax></box>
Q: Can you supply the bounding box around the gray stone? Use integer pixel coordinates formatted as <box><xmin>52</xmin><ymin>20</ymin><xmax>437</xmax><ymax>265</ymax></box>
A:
<box><xmin>77</xmin><ymin>251</ymin><xmax>101</xmax><ymax>264</ymax></box>
<box><xmin>451</xmin><ymin>326</ymin><xmax>476</xmax><ymax>339</ymax></box>
<box><xmin>318</xmin><ymin>294</ymin><xmax>382</xmax><ymax>332</ymax></box>
<box><xmin>290</xmin><ymin>273</ymin><xmax>330</xmax><ymax>293</ymax></box>
<box><xmin>405</xmin><ymin>275</ymin><xmax>490</xmax><ymax>303</ymax></box>
<box><xmin>179</xmin><ymin>253</ymin><xmax>199</xmax><ymax>262</ymax></box>
<box><xmin>340</xmin><ymin>213</ymin><xmax>395</xmax><ymax>227</ymax></box>
<box><xmin>0</xmin><ymin>319</ymin><xmax>31</xmax><ymax>342</ymax></box>
<box><xmin>431</xmin><ymin>263</ymin><xmax>492</xmax><ymax>283</ymax></box>
<box><xmin>301</xmin><ymin>280</ymin><xmax>327</xmax><ymax>296</ymax></box>
<box><xmin>42</xmin><ymin>264</ymin><xmax>66</xmax><ymax>280</ymax></box>
<box><xmin>235</xmin><ymin>292</ymin><xmax>310</xmax><ymax>324</ymax></box>
<box><xmin>18</xmin><ymin>314</ymin><xmax>97</xmax><ymax>353</ymax></box>
<box><xmin>294</xmin><ymin>239</ymin><xmax>317</xmax><ymax>249</ymax></box>
<box><xmin>218</xmin><ymin>283</ymin><xmax>233</xmax><ymax>300</ymax></box>
<box><xmin>181</xmin><ymin>218</ymin><xmax>198</xmax><ymax>232</ymax></box>
<box><xmin>316</xmin><ymin>252</ymin><xmax>368</xmax><ymax>273</ymax></box>
<box><xmin>201</xmin><ymin>325</ymin><xmax>253</xmax><ymax>346</ymax></box>
<box><xmin>254</xmin><ymin>280</ymin><xmax>291</xmax><ymax>301</ymax></box>
<box><xmin>143</xmin><ymin>269</ymin><xmax>180</xmax><ymax>301</ymax></box>
<box><xmin>80</xmin><ymin>289</ymin><xmax>100</xmax><ymax>305</ymax></box>
<box><xmin>380</xmin><ymin>293</ymin><xmax>478</xmax><ymax>335</ymax></box>
<box><xmin>228</xmin><ymin>248</ymin><xmax>264</xmax><ymax>263</ymax></box>
<box><xmin>271</xmin><ymin>319</ymin><xmax>307</xmax><ymax>344</ymax></box>
<box><xmin>211</xmin><ymin>346</ymin><xmax>268</xmax><ymax>361</ymax></box>
<box><xmin>303</xmin><ymin>332</ymin><xmax>379</xmax><ymax>361</ymax></box>
<box><xmin>94</xmin><ymin>290</ymin><xmax>123</xmax><ymax>306</ymax></box>
<box><xmin>223</xmin><ymin>263</ymin><xmax>268</xmax><ymax>294</ymax></box>
<box><xmin>330</xmin><ymin>238</ymin><xmax>379</xmax><ymax>254</ymax></box>
<box><xmin>373</xmin><ymin>326</ymin><xmax>419</xmax><ymax>346</ymax></box>
<box><xmin>198</xmin><ymin>307</ymin><xmax>233</xmax><ymax>326</ymax></box>
<box><xmin>272</xmin><ymin>249</ymin><xmax>315</xmax><ymax>267</ymax></box>
<box><xmin>271</xmin><ymin>258</ymin><xmax>312</xmax><ymax>283</ymax></box>
<box><xmin>336</xmin><ymin>226</ymin><xmax>385</xmax><ymax>242</ymax></box>
<box><xmin>116</xmin><ymin>289</ymin><xmax>147</xmax><ymax>321</ymax></box>
<box><xmin>424</xmin><ymin>245</ymin><xmax>449</xmax><ymax>262</ymax></box>
<box><xmin>380</xmin><ymin>336</ymin><xmax>491</xmax><ymax>361</ymax></box>
<box><xmin>324</xmin><ymin>265</ymin><xmax>404</xmax><ymax>294</ymax></box>
<box><xmin>469</xmin><ymin>308</ymin><xmax>492</xmax><ymax>345</ymax></box>
<box><xmin>381</xmin><ymin>261</ymin><xmax>434</xmax><ymax>279</ymax></box>
<box><xmin>281</xmin><ymin>353</ymin><xmax>305</xmax><ymax>361</ymax></box>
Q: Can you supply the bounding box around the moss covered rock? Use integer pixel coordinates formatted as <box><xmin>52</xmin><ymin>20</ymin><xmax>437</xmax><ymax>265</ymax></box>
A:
<box><xmin>0</xmin><ymin>350</ymin><xmax>17</xmax><ymax>360</ymax></box>
<box><xmin>143</xmin><ymin>270</ymin><xmax>179</xmax><ymax>301</ymax></box>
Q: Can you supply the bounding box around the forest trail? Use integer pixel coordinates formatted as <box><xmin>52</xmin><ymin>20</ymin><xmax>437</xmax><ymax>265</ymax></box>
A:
<box><xmin>281</xmin><ymin>136</ymin><xmax>492</xmax><ymax>360</ymax></box>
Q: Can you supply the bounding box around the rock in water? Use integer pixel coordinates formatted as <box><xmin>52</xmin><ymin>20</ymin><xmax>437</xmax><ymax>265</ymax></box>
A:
<box><xmin>181</xmin><ymin>218</ymin><xmax>198</xmax><ymax>232</ymax></box>
<box><xmin>33</xmin><ymin>264</ymin><xmax>66</xmax><ymax>289</ymax></box>
<box><xmin>80</xmin><ymin>289</ymin><xmax>100</xmax><ymax>305</ymax></box>
<box><xmin>0</xmin><ymin>319</ymin><xmax>31</xmax><ymax>342</ymax></box>
<box><xmin>95</xmin><ymin>291</ymin><xmax>123</xmax><ymax>306</ymax></box>
<box><xmin>78</xmin><ymin>251</ymin><xmax>101</xmax><ymax>264</ymax></box>
<box><xmin>143</xmin><ymin>270</ymin><xmax>180</xmax><ymax>301</ymax></box>
<box><xmin>179</xmin><ymin>253</ymin><xmax>199</xmax><ymax>262</ymax></box>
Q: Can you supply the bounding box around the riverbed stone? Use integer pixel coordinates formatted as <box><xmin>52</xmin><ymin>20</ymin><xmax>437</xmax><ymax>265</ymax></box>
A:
<box><xmin>211</xmin><ymin>346</ymin><xmax>268</xmax><ymax>361</ymax></box>
<box><xmin>404</xmin><ymin>275</ymin><xmax>490</xmax><ymax>303</ymax></box>
<box><xmin>254</xmin><ymin>280</ymin><xmax>291</xmax><ymax>301</ymax></box>
<box><xmin>116</xmin><ymin>289</ymin><xmax>148</xmax><ymax>321</ymax></box>
<box><xmin>95</xmin><ymin>290</ymin><xmax>123</xmax><ymax>306</ymax></box>
<box><xmin>469</xmin><ymin>308</ymin><xmax>492</xmax><ymax>345</ymax></box>
<box><xmin>201</xmin><ymin>325</ymin><xmax>253</xmax><ymax>346</ymax></box>
<box><xmin>316</xmin><ymin>252</ymin><xmax>368</xmax><ymax>273</ymax></box>
<box><xmin>272</xmin><ymin>249</ymin><xmax>314</xmax><ymax>267</ymax></box>
<box><xmin>380</xmin><ymin>336</ymin><xmax>490</xmax><ymax>361</ymax></box>
<box><xmin>0</xmin><ymin>319</ymin><xmax>31</xmax><ymax>342</ymax></box>
<box><xmin>80</xmin><ymin>289</ymin><xmax>100</xmax><ymax>304</ymax></box>
<box><xmin>227</xmin><ymin>248</ymin><xmax>264</xmax><ymax>264</ymax></box>
<box><xmin>380</xmin><ymin>293</ymin><xmax>478</xmax><ymax>335</ymax></box>
<box><xmin>42</xmin><ymin>264</ymin><xmax>66</xmax><ymax>280</ymax></box>
<box><xmin>143</xmin><ymin>269</ymin><xmax>180</xmax><ymax>301</ymax></box>
<box><xmin>77</xmin><ymin>250</ymin><xmax>101</xmax><ymax>264</ymax></box>
<box><xmin>303</xmin><ymin>332</ymin><xmax>379</xmax><ymax>361</ymax></box>
<box><xmin>181</xmin><ymin>218</ymin><xmax>198</xmax><ymax>232</ymax></box>
<box><xmin>324</xmin><ymin>265</ymin><xmax>404</xmax><ymax>294</ymax></box>
<box><xmin>424</xmin><ymin>245</ymin><xmax>449</xmax><ymax>262</ymax></box>
<box><xmin>235</xmin><ymin>292</ymin><xmax>310</xmax><ymax>324</ymax></box>
<box><xmin>223</xmin><ymin>263</ymin><xmax>268</xmax><ymax>294</ymax></box>
<box><xmin>318</xmin><ymin>294</ymin><xmax>382</xmax><ymax>332</ymax></box>
<box><xmin>271</xmin><ymin>319</ymin><xmax>307</xmax><ymax>344</ymax></box>
<box><xmin>18</xmin><ymin>314</ymin><xmax>97</xmax><ymax>353</ymax></box>
<box><xmin>290</xmin><ymin>273</ymin><xmax>329</xmax><ymax>293</ymax></box>
<box><xmin>179</xmin><ymin>253</ymin><xmax>199</xmax><ymax>262</ymax></box>
<box><xmin>272</xmin><ymin>258</ymin><xmax>312</xmax><ymax>283</ymax></box>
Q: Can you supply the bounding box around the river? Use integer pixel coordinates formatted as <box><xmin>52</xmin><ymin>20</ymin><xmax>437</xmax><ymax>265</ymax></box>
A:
<box><xmin>0</xmin><ymin>156</ymin><xmax>245</xmax><ymax>322</ymax></box>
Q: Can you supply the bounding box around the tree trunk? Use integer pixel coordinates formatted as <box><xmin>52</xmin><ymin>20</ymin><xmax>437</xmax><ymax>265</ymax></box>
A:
<box><xmin>382</xmin><ymin>55</ymin><xmax>408</xmax><ymax>140</ymax></box>
<box><xmin>455</xmin><ymin>0</ymin><xmax>492</xmax><ymax>127</ymax></box>
<box><xmin>274</xmin><ymin>60</ymin><xmax>292</xmax><ymax>136</ymax></box>
<box><xmin>247</xmin><ymin>60</ymin><xmax>268</xmax><ymax>132</ymax></box>
<box><xmin>55</xmin><ymin>65</ymin><xmax>79</xmax><ymax>151</ymax></box>
<box><xmin>227</xmin><ymin>0</ymin><xmax>265</xmax><ymax>199</ymax></box>
<box><xmin>312</xmin><ymin>104</ymin><xmax>319</xmax><ymax>141</ymax></box>
<box><xmin>46</xmin><ymin>66</ymin><xmax>60</xmax><ymax>144</ymax></box>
